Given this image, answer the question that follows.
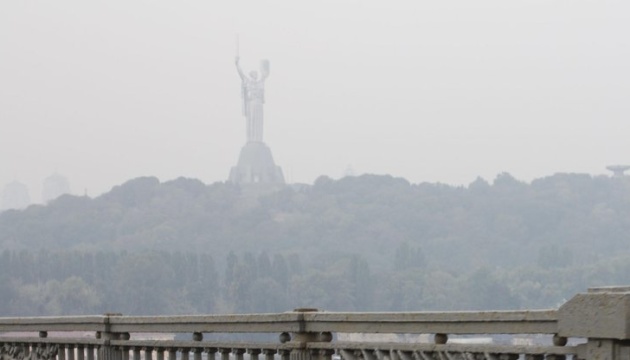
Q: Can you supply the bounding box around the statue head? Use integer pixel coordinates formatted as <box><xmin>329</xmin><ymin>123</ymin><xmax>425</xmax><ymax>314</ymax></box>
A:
<box><xmin>249</xmin><ymin>70</ymin><xmax>258</xmax><ymax>80</ymax></box>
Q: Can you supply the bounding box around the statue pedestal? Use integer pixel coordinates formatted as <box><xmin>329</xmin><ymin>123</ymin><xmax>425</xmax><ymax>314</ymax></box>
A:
<box><xmin>229</xmin><ymin>141</ymin><xmax>285</xmax><ymax>186</ymax></box>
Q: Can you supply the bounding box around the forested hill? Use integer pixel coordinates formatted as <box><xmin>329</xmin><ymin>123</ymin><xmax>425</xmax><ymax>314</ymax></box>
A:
<box><xmin>1</xmin><ymin>173</ymin><xmax>630</xmax><ymax>271</ymax></box>
<box><xmin>2</xmin><ymin>173</ymin><xmax>630</xmax><ymax>316</ymax></box>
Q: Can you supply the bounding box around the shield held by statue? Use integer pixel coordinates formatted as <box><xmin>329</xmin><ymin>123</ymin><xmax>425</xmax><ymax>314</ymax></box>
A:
<box><xmin>260</xmin><ymin>59</ymin><xmax>270</xmax><ymax>78</ymax></box>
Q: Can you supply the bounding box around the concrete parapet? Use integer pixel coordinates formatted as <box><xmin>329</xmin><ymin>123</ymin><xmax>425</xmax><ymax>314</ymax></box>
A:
<box><xmin>3</xmin><ymin>287</ymin><xmax>630</xmax><ymax>360</ymax></box>
<box><xmin>558</xmin><ymin>286</ymin><xmax>630</xmax><ymax>340</ymax></box>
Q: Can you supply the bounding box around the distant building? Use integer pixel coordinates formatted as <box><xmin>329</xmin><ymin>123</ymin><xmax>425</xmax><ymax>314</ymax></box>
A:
<box><xmin>42</xmin><ymin>173</ymin><xmax>71</xmax><ymax>203</ymax></box>
<box><xmin>606</xmin><ymin>165</ymin><xmax>630</xmax><ymax>178</ymax></box>
<box><xmin>1</xmin><ymin>181</ymin><xmax>31</xmax><ymax>211</ymax></box>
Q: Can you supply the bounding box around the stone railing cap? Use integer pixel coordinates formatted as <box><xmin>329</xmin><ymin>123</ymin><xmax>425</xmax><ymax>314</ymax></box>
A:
<box><xmin>588</xmin><ymin>286</ymin><xmax>630</xmax><ymax>293</ymax></box>
<box><xmin>559</xmin><ymin>288</ymin><xmax>630</xmax><ymax>340</ymax></box>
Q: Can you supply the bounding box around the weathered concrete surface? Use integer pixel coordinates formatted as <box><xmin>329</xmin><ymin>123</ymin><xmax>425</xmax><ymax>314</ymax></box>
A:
<box><xmin>4</xmin><ymin>288</ymin><xmax>630</xmax><ymax>360</ymax></box>
<box><xmin>0</xmin><ymin>316</ymin><xmax>108</xmax><ymax>332</ymax></box>
<box><xmin>301</xmin><ymin>310</ymin><xmax>558</xmax><ymax>334</ymax></box>
<box><xmin>558</xmin><ymin>287</ymin><xmax>630</xmax><ymax>340</ymax></box>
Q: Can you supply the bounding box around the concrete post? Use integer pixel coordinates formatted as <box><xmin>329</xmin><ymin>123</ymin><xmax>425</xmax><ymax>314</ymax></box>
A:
<box><xmin>288</xmin><ymin>309</ymin><xmax>332</xmax><ymax>360</ymax></box>
<box><xmin>558</xmin><ymin>286</ymin><xmax>630</xmax><ymax>360</ymax></box>
<box><xmin>98</xmin><ymin>314</ymin><xmax>123</xmax><ymax>360</ymax></box>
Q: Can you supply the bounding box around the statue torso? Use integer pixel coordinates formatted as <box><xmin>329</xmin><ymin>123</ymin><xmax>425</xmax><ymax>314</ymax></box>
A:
<box><xmin>244</xmin><ymin>79</ymin><xmax>264</xmax><ymax>102</ymax></box>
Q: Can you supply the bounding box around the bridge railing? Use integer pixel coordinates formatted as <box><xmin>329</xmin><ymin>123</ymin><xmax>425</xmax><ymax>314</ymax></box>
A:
<box><xmin>2</xmin><ymin>286</ymin><xmax>630</xmax><ymax>360</ymax></box>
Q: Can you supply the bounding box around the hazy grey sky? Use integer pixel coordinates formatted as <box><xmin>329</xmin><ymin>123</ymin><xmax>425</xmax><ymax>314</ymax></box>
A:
<box><xmin>2</xmin><ymin>1</ymin><xmax>629</xmax><ymax>202</ymax></box>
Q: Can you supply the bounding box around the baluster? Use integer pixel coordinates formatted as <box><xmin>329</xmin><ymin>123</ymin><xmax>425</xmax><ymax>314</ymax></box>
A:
<box><xmin>37</xmin><ymin>343</ymin><xmax>48</xmax><ymax>360</ymax></box>
<box><xmin>30</xmin><ymin>344</ymin><xmax>36</xmax><ymax>359</ymax></box>
<box><xmin>180</xmin><ymin>348</ymin><xmax>190</xmax><ymax>360</ymax></box>
<box><xmin>373</xmin><ymin>350</ymin><xmax>388</xmax><ymax>360</ymax></box>
<box><xmin>132</xmin><ymin>347</ymin><xmax>141</xmax><ymax>360</ymax></box>
<box><xmin>38</xmin><ymin>344</ymin><xmax>47</xmax><ymax>360</ymax></box>
<box><xmin>67</xmin><ymin>345</ymin><xmax>75</xmax><ymax>360</ymax></box>
<box><xmin>319</xmin><ymin>350</ymin><xmax>335</xmax><ymax>360</ymax></box>
<box><xmin>545</xmin><ymin>356</ymin><xmax>565</xmax><ymax>360</ymax></box>
<box><xmin>193</xmin><ymin>348</ymin><xmax>203</xmax><ymax>360</ymax></box>
<box><xmin>119</xmin><ymin>347</ymin><xmax>129</xmax><ymax>360</ymax></box>
<box><xmin>206</xmin><ymin>348</ymin><xmax>217</xmax><ymax>360</ymax></box>
<box><xmin>525</xmin><ymin>356</ymin><xmax>544</xmax><ymax>360</ymax></box>
<box><xmin>156</xmin><ymin>348</ymin><xmax>164</xmax><ymax>360</ymax></box>
<box><xmin>77</xmin><ymin>345</ymin><xmax>85</xmax><ymax>360</ymax></box>
<box><xmin>168</xmin><ymin>348</ymin><xmax>177</xmax><ymax>360</ymax></box>
<box><xmin>144</xmin><ymin>348</ymin><xmax>153</xmax><ymax>360</ymax></box>
<box><xmin>86</xmin><ymin>346</ymin><xmax>95</xmax><ymax>360</ymax></box>
<box><xmin>485</xmin><ymin>353</ymin><xmax>499</xmax><ymax>360</ymax></box>
<box><xmin>444</xmin><ymin>352</ymin><xmax>461</xmax><ymax>360</ymax></box>
<box><xmin>248</xmin><ymin>349</ymin><xmax>261</xmax><ymax>360</ymax></box>
<box><xmin>59</xmin><ymin>345</ymin><xmax>67</xmax><ymax>360</ymax></box>
<box><xmin>233</xmin><ymin>349</ymin><xmax>245</xmax><ymax>360</ymax></box>
<box><xmin>15</xmin><ymin>344</ymin><xmax>21</xmax><ymax>356</ymax></box>
<box><xmin>219</xmin><ymin>348</ymin><xmax>231</xmax><ymax>360</ymax></box>
<box><xmin>262</xmin><ymin>349</ymin><xmax>276</xmax><ymax>360</ymax></box>
<box><xmin>362</xmin><ymin>350</ymin><xmax>376</xmax><ymax>360</ymax></box>
<box><xmin>279</xmin><ymin>349</ymin><xmax>291</xmax><ymax>360</ymax></box>
<box><xmin>87</xmin><ymin>345</ymin><xmax>101</xmax><ymax>360</ymax></box>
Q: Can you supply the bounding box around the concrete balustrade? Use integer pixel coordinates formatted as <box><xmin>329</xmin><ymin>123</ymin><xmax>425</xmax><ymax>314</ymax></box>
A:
<box><xmin>2</xmin><ymin>287</ymin><xmax>630</xmax><ymax>360</ymax></box>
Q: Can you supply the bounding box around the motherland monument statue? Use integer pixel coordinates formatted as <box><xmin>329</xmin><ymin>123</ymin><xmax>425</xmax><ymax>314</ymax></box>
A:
<box><xmin>229</xmin><ymin>49</ymin><xmax>284</xmax><ymax>186</ymax></box>
<box><xmin>235</xmin><ymin>56</ymin><xmax>269</xmax><ymax>143</ymax></box>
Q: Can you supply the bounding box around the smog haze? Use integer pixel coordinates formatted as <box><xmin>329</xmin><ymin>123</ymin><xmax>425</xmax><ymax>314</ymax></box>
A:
<box><xmin>1</xmin><ymin>1</ymin><xmax>629</xmax><ymax>202</ymax></box>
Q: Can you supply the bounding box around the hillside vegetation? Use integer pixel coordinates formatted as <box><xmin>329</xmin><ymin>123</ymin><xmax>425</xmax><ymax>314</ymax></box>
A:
<box><xmin>1</xmin><ymin>173</ymin><xmax>630</xmax><ymax>315</ymax></box>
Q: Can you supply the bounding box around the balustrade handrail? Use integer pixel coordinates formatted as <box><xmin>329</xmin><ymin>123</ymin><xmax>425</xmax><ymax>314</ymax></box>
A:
<box><xmin>0</xmin><ymin>310</ymin><xmax>558</xmax><ymax>335</ymax></box>
<box><xmin>0</xmin><ymin>316</ymin><xmax>108</xmax><ymax>332</ymax></box>
<box><xmin>301</xmin><ymin>309</ymin><xmax>558</xmax><ymax>334</ymax></box>
<box><xmin>2</xmin><ymin>287</ymin><xmax>630</xmax><ymax>360</ymax></box>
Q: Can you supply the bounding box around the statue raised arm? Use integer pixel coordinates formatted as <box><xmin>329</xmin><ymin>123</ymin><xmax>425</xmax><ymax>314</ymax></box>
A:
<box><xmin>235</xmin><ymin>56</ymin><xmax>247</xmax><ymax>81</ymax></box>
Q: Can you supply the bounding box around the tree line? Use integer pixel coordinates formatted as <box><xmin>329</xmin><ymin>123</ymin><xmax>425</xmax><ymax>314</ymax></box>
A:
<box><xmin>2</xmin><ymin>172</ymin><xmax>630</xmax><ymax>315</ymax></box>
<box><xmin>2</xmin><ymin>247</ymin><xmax>630</xmax><ymax>316</ymax></box>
